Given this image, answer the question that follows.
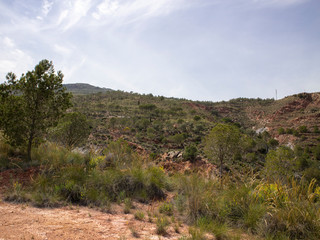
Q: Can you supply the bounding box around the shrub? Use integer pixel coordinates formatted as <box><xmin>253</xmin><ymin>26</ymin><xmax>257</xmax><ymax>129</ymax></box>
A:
<box><xmin>169</xmin><ymin>133</ymin><xmax>185</xmax><ymax>145</ymax></box>
<box><xmin>268</xmin><ymin>138</ymin><xmax>279</xmax><ymax>148</ymax></box>
<box><xmin>193</xmin><ymin>115</ymin><xmax>201</xmax><ymax>121</ymax></box>
<box><xmin>156</xmin><ymin>216</ymin><xmax>170</xmax><ymax>235</ymax></box>
<box><xmin>278</xmin><ymin>128</ymin><xmax>285</xmax><ymax>135</ymax></box>
<box><xmin>183</xmin><ymin>145</ymin><xmax>198</xmax><ymax>163</ymax></box>
<box><xmin>286</xmin><ymin>128</ymin><xmax>294</xmax><ymax>134</ymax></box>
<box><xmin>298</xmin><ymin>125</ymin><xmax>308</xmax><ymax>133</ymax></box>
<box><xmin>134</xmin><ymin>210</ymin><xmax>145</xmax><ymax>221</ymax></box>
<box><xmin>49</xmin><ymin>112</ymin><xmax>91</xmax><ymax>149</ymax></box>
<box><xmin>102</xmin><ymin>139</ymin><xmax>138</xmax><ymax>170</ymax></box>
<box><xmin>14</xmin><ymin>141</ymin><xmax>169</xmax><ymax>208</ymax></box>
<box><xmin>188</xmin><ymin>227</ymin><xmax>206</xmax><ymax>240</ymax></box>
<box><xmin>124</xmin><ymin>198</ymin><xmax>132</xmax><ymax>214</ymax></box>
<box><xmin>174</xmin><ymin>173</ymin><xmax>216</xmax><ymax>223</ymax></box>
<box><xmin>313</xmin><ymin>144</ymin><xmax>320</xmax><ymax>161</ymax></box>
<box><xmin>264</xmin><ymin>147</ymin><xmax>296</xmax><ymax>182</ymax></box>
<box><xmin>159</xmin><ymin>201</ymin><xmax>174</xmax><ymax>216</ymax></box>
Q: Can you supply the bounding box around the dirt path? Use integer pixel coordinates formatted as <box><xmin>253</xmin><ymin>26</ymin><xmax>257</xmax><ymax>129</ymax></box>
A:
<box><xmin>0</xmin><ymin>199</ymin><xmax>189</xmax><ymax>240</ymax></box>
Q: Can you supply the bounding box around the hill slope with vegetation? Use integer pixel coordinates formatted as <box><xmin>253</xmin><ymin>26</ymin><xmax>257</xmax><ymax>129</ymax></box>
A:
<box><xmin>2</xmin><ymin>73</ymin><xmax>320</xmax><ymax>240</ymax></box>
<box><xmin>70</xmin><ymin>86</ymin><xmax>320</xmax><ymax>153</ymax></box>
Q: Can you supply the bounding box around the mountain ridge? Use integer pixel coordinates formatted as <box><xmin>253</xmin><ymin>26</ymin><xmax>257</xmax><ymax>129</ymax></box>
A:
<box><xmin>64</xmin><ymin>83</ymin><xmax>113</xmax><ymax>94</ymax></box>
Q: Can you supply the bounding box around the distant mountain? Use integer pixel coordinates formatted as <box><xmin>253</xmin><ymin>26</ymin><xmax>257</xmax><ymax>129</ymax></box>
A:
<box><xmin>64</xmin><ymin>83</ymin><xmax>112</xmax><ymax>94</ymax></box>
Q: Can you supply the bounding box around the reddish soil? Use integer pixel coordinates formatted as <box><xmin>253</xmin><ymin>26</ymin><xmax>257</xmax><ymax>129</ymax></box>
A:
<box><xmin>184</xmin><ymin>102</ymin><xmax>212</xmax><ymax>112</ymax></box>
<box><xmin>0</xmin><ymin>200</ymin><xmax>189</xmax><ymax>240</ymax></box>
<box><xmin>0</xmin><ymin>167</ymin><xmax>192</xmax><ymax>240</ymax></box>
<box><xmin>0</xmin><ymin>167</ymin><xmax>39</xmax><ymax>193</ymax></box>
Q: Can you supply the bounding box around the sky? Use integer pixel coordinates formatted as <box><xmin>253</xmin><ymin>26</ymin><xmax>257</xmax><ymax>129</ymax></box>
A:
<box><xmin>0</xmin><ymin>0</ymin><xmax>319</xmax><ymax>101</ymax></box>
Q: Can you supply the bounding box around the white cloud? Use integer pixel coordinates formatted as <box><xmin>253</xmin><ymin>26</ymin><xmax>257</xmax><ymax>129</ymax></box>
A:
<box><xmin>91</xmin><ymin>0</ymin><xmax>191</xmax><ymax>25</ymax></box>
<box><xmin>0</xmin><ymin>36</ymin><xmax>34</xmax><ymax>78</ymax></box>
<box><xmin>57</xmin><ymin>9</ymin><xmax>69</xmax><ymax>25</ymax></box>
<box><xmin>92</xmin><ymin>0</ymin><xmax>119</xmax><ymax>20</ymax></box>
<box><xmin>42</xmin><ymin>0</ymin><xmax>54</xmax><ymax>16</ymax></box>
<box><xmin>3</xmin><ymin>37</ymin><xmax>15</xmax><ymax>48</ymax></box>
<box><xmin>60</xmin><ymin>0</ymin><xmax>93</xmax><ymax>31</ymax></box>
<box><xmin>36</xmin><ymin>0</ymin><xmax>54</xmax><ymax>20</ymax></box>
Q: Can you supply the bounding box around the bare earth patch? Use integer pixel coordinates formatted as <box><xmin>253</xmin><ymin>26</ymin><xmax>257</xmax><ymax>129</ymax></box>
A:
<box><xmin>0</xmin><ymin>199</ymin><xmax>190</xmax><ymax>240</ymax></box>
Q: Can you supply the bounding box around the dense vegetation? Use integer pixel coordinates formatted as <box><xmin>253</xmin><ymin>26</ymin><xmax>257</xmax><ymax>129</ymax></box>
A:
<box><xmin>1</xmin><ymin>62</ymin><xmax>320</xmax><ymax>239</ymax></box>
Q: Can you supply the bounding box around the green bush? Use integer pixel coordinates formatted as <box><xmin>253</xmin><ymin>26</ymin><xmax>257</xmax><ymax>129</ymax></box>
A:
<box><xmin>8</xmin><ymin>141</ymin><xmax>169</xmax><ymax>208</ymax></box>
<box><xmin>159</xmin><ymin>201</ymin><xmax>174</xmax><ymax>216</ymax></box>
<box><xmin>193</xmin><ymin>115</ymin><xmax>201</xmax><ymax>121</ymax></box>
<box><xmin>286</xmin><ymin>128</ymin><xmax>294</xmax><ymax>134</ymax></box>
<box><xmin>313</xmin><ymin>126</ymin><xmax>320</xmax><ymax>134</ymax></box>
<box><xmin>183</xmin><ymin>145</ymin><xmax>198</xmax><ymax>163</ymax></box>
<box><xmin>169</xmin><ymin>133</ymin><xmax>186</xmax><ymax>145</ymax></box>
<box><xmin>278</xmin><ymin>128</ymin><xmax>285</xmax><ymax>135</ymax></box>
<box><xmin>298</xmin><ymin>125</ymin><xmax>308</xmax><ymax>133</ymax></box>
<box><xmin>134</xmin><ymin>210</ymin><xmax>145</xmax><ymax>220</ymax></box>
<box><xmin>268</xmin><ymin>138</ymin><xmax>279</xmax><ymax>148</ymax></box>
<box><xmin>156</xmin><ymin>216</ymin><xmax>170</xmax><ymax>235</ymax></box>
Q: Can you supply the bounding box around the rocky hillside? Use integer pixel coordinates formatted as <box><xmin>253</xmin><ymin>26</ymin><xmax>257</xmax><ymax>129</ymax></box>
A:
<box><xmin>213</xmin><ymin>92</ymin><xmax>320</xmax><ymax>147</ymax></box>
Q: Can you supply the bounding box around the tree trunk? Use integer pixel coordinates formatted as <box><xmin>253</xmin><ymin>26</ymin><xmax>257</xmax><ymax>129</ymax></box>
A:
<box><xmin>27</xmin><ymin>135</ymin><xmax>33</xmax><ymax>162</ymax></box>
<box><xmin>27</xmin><ymin>125</ymin><xmax>35</xmax><ymax>162</ymax></box>
<box><xmin>220</xmin><ymin>157</ymin><xmax>223</xmax><ymax>189</ymax></box>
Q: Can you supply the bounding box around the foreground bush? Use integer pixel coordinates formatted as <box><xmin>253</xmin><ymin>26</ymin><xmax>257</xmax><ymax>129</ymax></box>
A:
<box><xmin>6</xmin><ymin>141</ymin><xmax>169</xmax><ymax>207</ymax></box>
<box><xmin>174</xmin><ymin>173</ymin><xmax>320</xmax><ymax>240</ymax></box>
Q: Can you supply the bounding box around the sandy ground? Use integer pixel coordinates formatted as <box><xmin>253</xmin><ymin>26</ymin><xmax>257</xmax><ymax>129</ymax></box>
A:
<box><xmin>0</xmin><ymin>168</ymin><xmax>192</xmax><ymax>240</ymax></box>
<box><xmin>0</xmin><ymin>198</ymin><xmax>190</xmax><ymax>240</ymax></box>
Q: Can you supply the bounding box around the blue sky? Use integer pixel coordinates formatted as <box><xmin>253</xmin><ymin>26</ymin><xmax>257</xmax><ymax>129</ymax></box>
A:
<box><xmin>0</xmin><ymin>0</ymin><xmax>319</xmax><ymax>101</ymax></box>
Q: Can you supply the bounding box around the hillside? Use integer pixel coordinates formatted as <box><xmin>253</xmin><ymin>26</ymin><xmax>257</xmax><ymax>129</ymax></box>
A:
<box><xmin>64</xmin><ymin>83</ymin><xmax>112</xmax><ymax>95</ymax></box>
<box><xmin>2</xmin><ymin>84</ymin><xmax>320</xmax><ymax>240</ymax></box>
<box><xmin>70</xmin><ymin>87</ymin><xmax>320</xmax><ymax>153</ymax></box>
<box><xmin>212</xmin><ymin>92</ymin><xmax>320</xmax><ymax>147</ymax></box>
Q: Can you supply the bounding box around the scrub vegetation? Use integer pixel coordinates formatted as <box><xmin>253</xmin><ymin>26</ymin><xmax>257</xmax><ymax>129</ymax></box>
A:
<box><xmin>1</xmin><ymin>60</ymin><xmax>320</xmax><ymax>239</ymax></box>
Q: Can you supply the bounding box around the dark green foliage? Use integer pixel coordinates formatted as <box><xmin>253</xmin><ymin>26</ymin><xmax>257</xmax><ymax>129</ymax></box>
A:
<box><xmin>139</xmin><ymin>104</ymin><xmax>157</xmax><ymax>111</ymax></box>
<box><xmin>313</xmin><ymin>144</ymin><xmax>320</xmax><ymax>161</ymax></box>
<box><xmin>298</xmin><ymin>125</ymin><xmax>308</xmax><ymax>133</ymax></box>
<box><xmin>286</xmin><ymin>128</ymin><xmax>294</xmax><ymax>134</ymax></box>
<box><xmin>304</xmin><ymin>166</ymin><xmax>320</xmax><ymax>182</ymax></box>
<box><xmin>183</xmin><ymin>144</ymin><xmax>198</xmax><ymax>163</ymax></box>
<box><xmin>169</xmin><ymin>133</ymin><xmax>185</xmax><ymax>145</ymax></box>
<box><xmin>204</xmin><ymin>123</ymin><xmax>241</xmax><ymax>181</ymax></box>
<box><xmin>0</xmin><ymin>60</ymin><xmax>71</xmax><ymax>161</ymax></box>
<box><xmin>278</xmin><ymin>127</ymin><xmax>285</xmax><ymax>135</ymax></box>
<box><xmin>193</xmin><ymin>115</ymin><xmax>201</xmax><ymax>121</ymax></box>
<box><xmin>313</xmin><ymin>126</ymin><xmax>320</xmax><ymax>134</ymax></box>
<box><xmin>268</xmin><ymin>138</ymin><xmax>279</xmax><ymax>148</ymax></box>
<box><xmin>49</xmin><ymin>112</ymin><xmax>91</xmax><ymax>149</ymax></box>
<box><xmin>264</xmin><ymin>147</ymin><xmax>296</xmax><ymax>182</ymax></box>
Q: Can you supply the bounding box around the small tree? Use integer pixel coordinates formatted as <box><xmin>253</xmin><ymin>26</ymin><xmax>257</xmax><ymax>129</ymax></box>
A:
<box><xmin>139</xmin><ymin>104</ymin><xmax>157</xmax><ymax>122</ymax></box>
<box><xmin>183</xmin><ymin>144</ymin><xmax>198</xmax><ymax>163</ymax></box>
<box><xmin>50</xmin><ymin>112</ymin><xmax>91</xmax><ymax>149</ymax></box>
<box><xmin>0</xmin><ymin>60</ymin><xmax>72</xmax><ymax>161</ymax></box>
<box><xmin>264</xmin><ymin>146</ymin><xmax>295</xmax><ymax>182</ymax></box>
<box><xmin>204</xmin><ymin>123</ymin><xmax>241</xmax><ymax>185</ymax></box>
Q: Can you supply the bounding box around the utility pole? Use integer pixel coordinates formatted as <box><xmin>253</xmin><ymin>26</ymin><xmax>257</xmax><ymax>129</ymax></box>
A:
<box><xmin>275</xmin><ymin>89</ymin><xmax>277</xmax><ymax>100</ymax></box>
